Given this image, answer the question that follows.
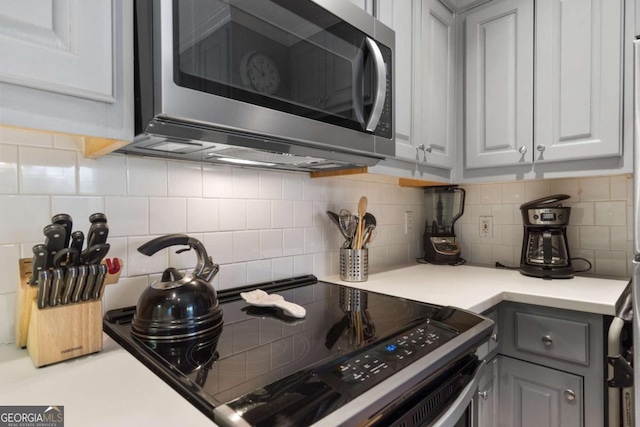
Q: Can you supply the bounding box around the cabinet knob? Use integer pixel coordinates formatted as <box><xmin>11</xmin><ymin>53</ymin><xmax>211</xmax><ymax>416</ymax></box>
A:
<box><xmin>537</xmin><ymin>144</ymin><xmax>546</xmax><ymax>152</ymax></box>
<box><xmin>417</xmin><ymin>144</ymin><xmax>432</xmax><ymax>153</ymax></box>
<box><xmin>478</xmin><ymin>390</ymin><xmax>489</xmax><ymax>400</ymax></box>
<box><xmin>565</xmin><ymin>389</ymin><xmax>576</xmax><ymax>401</ymax></box>
<box><xmin>491</xmin><ymin>333</ymin><xmax>498</xmax><ymax>342</ymax></box>
<box><xmin>518</xmin><ymin>146</ymin><xmax>527</xmax><ymax>154</ymax></box>
<box><xmin>542</xmin><ymin>335</ymin><xmax>553</xmax><ymax>346</ymax></box>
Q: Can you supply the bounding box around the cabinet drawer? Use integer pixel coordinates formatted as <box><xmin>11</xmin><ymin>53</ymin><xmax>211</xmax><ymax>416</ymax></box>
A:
<box><xmin>515</xmin><ymin>312</ymin><xmax>589</xmax><ymax>365</ymax></box>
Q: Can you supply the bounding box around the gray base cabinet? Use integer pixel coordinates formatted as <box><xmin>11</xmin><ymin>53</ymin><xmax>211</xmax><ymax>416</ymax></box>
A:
<box><xmin>476</xmin><ymin>303</ymin><xmax>605</xmax><ymax>427</ymax></box>
<box><xmin>499</xmin><ymin>356</ymin><xmax>582</xmax><ymax>427</ymax></box>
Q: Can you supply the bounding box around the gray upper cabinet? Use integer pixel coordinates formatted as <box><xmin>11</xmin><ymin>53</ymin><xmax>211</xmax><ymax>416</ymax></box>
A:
<box><xmin>349</xmin><ymin>0</ymin><xmax>374</xmax><ymax>15</ymax></box>
<box><xmin>414</xmin><ymin>0</ymin><xmax>456</xmax><ymax>169</ymax></box>
<box><xmin>464</xmin><ymin>0</ymin><xmax>623</xmax><ymax>170</ymax></box>
<box><xmin>464</xmin><ymin>0</ymin><xmax>534</xmax><ymax>169</ymax></box>
<box><xmin>0</xmin><ymin>0</ymin><xmax>133</xmax><ymax>142</ymax></box>
<box><xmin>377</xmin><ymin>0</ymin><xmax>455</xmax><ymax>169</ymax></box>
<box><xmin>534</xmin><ymin>0</ymin><xmax>622</xmax><ymax>163</ymax></box>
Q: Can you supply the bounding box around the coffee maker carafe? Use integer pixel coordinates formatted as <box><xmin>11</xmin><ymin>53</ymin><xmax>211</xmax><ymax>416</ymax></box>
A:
<box><xmin>520</xmin><ymin>194</ymin><xmax>573</xmax><ymax>279</ymax></box>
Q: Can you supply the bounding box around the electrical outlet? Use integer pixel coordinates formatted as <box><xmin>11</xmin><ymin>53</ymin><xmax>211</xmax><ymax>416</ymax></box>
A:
<box><xmin>480</xmin><ymin>216</ymin><xmax>493</xmax><ymax>238</ymax></box>
<box><xmin>405</xmin><ymin>211</ymin><xmax>414</xmax><ymax>234</ymax></box>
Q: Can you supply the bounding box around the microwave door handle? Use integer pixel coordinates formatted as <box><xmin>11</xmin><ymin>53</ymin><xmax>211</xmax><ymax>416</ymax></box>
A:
<box><xmin>365</xmin><ymin>37</ymin><xmax>387</xmax><ymax>132</ymax></box>
<box><xmin>353</xmin><ymin>48</ymin><xmax>365</xmax><ymax>125</ymax></box>
<box><xmin>431</xmin><ymin>360</ymin><xmax>486</xmax><ymax>427</ymax></box>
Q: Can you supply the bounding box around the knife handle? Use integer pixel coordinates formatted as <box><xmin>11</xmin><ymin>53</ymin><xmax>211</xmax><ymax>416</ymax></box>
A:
<box><xmin>29</xmin><ymin>244</ymin><xmax>48</xmax><ymax>286</ymax></box>
<box><xmin>70</xmin><ymin>230</ymin><xmax>84</xmax><ymax>253</ymax></box>
<box><xmin>92</xmin><ymin>264</ymin><xmax>109</xmax><ymax>300</ymax></box>
<box><xmin>37</xmin><ymin>270</ymin><xmax>51</xmax><ymax>309</ymax></box>
<box><xmin>43</xmin><ymin>223</ymin><xmax>67</xmax><ymax>269</ymax></box>
<box><xmin>72</xmin><ymin>265</ymin><xmax>89</xmax><ymax>304</ymax></box>
<box><xmin>49</xmin><ymin>268</ymin><xmax>64</xmax><ymax>307</ymax></box>
<box><xmin>60</xmin><ymin>266</ymin><xmax>78</xmax><ymax>305</ymax></box>
<box><xmin>82</xmin><ymin>264</ymin><xmax>99</xmax><ymax>301</ymax></box>
<box><xmin>52</xmin><ymin>213</ymin><xmax>73</xmax><ymax>249</ymax></box>
<box><xmin>89</xmin><ymin>212</ymin><xmax>107</xmax><ymax>224</ymax></box>
<box><xmin>86</xmin><ymin>222</ymin><xmax>109</xmax><ymax>249</ymax></box>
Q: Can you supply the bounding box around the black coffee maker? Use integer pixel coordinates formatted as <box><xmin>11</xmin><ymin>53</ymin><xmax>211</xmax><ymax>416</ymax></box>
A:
<box><xmin>519</xmin><ymin>194</ymin><xmax>573</xmax><ymax>279</ymax></box>
<box><xmin>423</xmin><ymin>186</ymin><xmax>465</xmax><ymax>264</ymax></box>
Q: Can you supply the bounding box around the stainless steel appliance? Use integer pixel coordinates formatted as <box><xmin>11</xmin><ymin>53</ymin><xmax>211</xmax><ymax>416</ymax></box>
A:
<box><xmin>423</xmin><ymin>187</ymin><xmax>466</xmax><ymax>265</ymax></box>
<box><xmin>121</xmin><ymin>0</ymin><xmax>395</xmax><ymax>172</ymax></box>
<box><xmin>631</xmin><ymin>35</ymin><xmax>640</xmax><ymax>427</ymax></box>
<box><xmin>104</xmin><ymin>275</ymin><xmax>493</xmax><ymax>426</ymax></box>
<box><xmin>519</xmin><ymin>194</ymin><xmax>574</xmax><ymax>279</ymax></box>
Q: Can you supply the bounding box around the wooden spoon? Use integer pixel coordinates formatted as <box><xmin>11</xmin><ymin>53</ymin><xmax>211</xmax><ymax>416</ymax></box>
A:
<box><xmin>356</xmin><ymin>196</ymin><xmax>368</xmax><ymax>249</ymax></box>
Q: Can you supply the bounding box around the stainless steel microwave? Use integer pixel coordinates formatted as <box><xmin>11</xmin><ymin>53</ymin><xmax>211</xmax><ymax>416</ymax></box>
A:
<box><xmin>122</xmin><ymin>0</ymin><xmax>395</xmax><ymax>171</ymax></box>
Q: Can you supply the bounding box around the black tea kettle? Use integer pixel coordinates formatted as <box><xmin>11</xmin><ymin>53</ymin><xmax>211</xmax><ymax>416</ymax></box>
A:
<box><xmin>131</xmin><ymin>234</ymin><xmax>224</xmax><ymax>371</ymax></box>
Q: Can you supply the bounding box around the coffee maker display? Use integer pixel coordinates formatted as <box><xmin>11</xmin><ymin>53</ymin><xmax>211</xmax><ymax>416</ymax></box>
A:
<box><xmin>519</xmin><ymin>194</ymin><xmax>573</xmax><ymax>279</ymax></box>
<box><xmin>423</xmin><ymin>186</ymin><xmax>466</xmax><ymax>264</ymax></box>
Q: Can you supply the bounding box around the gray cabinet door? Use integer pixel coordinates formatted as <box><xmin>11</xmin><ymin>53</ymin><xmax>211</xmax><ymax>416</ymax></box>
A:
<box><xmin>478</xmin><ymin>356</ymin><xmax>499</xmax><ymax>427</ymax></box>
<box><xmin>534</xmin><ymin>0</ymin><xmax>622</xmax><ymax>163</ymax></box>
<box><xmin>464</xmin><ymin>0</ymin><xmax>534</xmax><ymax>169</ymax></box>
<box><xmin>0</xmin><ymin>0</ymin><xmax>133</xmax><ymax>141</ymax></box>
<box><xmin>499</xmin><ymin>356</ymin><xmax>582</xmax><ymax>427</ymax></box>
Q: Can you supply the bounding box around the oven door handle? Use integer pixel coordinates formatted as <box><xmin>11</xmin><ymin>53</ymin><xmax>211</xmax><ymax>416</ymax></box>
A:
<box><xmin>431</xmin><ymin>360</ymin><xmax>486</xmax><ymax>427</ymax></box>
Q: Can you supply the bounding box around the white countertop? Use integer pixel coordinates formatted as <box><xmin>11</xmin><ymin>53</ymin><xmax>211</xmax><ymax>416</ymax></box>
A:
<box><xmin>0</xmin><ymin>263</ymin><xmax>629</xmax><ymax>426</ymax></box>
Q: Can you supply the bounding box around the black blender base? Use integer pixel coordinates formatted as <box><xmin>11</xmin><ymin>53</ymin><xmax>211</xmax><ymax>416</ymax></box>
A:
<box><xmin>519</xmin><ymin>265</ymin><xmax>574</xmax><ymax>280</ymax></box>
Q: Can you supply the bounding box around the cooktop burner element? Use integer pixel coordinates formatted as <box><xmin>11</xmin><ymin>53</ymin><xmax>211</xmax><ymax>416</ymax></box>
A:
<box><xmin>104</xmin><ymin>275</ymin><xmax>493</xmax><ymax>426</ymax></box>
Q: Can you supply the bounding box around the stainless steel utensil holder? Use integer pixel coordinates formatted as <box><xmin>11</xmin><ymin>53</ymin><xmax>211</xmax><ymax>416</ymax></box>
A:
<box><xmin>340</xmin><ymin>249</ymin><xmax>368</xmax><ymax>282</ymax></box>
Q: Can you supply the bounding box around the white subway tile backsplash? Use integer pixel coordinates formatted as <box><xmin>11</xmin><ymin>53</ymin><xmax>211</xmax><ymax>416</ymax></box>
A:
<box><xmin>53</xmin><ymin>134</ymin><xmax>84</xmax><ymax>151</ymax></box>
<box><xmin>480</xmin><ymin>184</ymin><xmax>502</xmax><ymax>204</ymax></box>
<box><xmin>105</xmin><ymin>197</ymin><xmax>148</xmax><ymax>237</ymax></box>
<box><xmin>0</xmin><ymin>244</ymin><xmax>20</xmax><ymax>294</ymax></box>
<box><xmin>78</xmin><ymin>154</ymin><xmax>127</xmax><ymax>195</ymax></box>
<box><xmin>283</xmin><ymin>229</ymin><xmax>304</xmax><ymax>256</ymax></box>
<box><xmin>219</xmin><ymin>263</ymin><xmax>247</xmax><ymax>290</ymax></box>
<box><xmin>247</xmin><ymin>260</ymin><xmax>271</xmax><ymax>284</ymax></box>
<box><xmin>610</xmin><ymin>175</ymin><xmax>628</xmax><ymax>200</ymax></box>
<box><xmin>579</xmin><ymin>226</ymin><xmax>610</xmax><ymax>250</ymax></box>
<box><xmin>233</xmin><ymin>168</ymin><xmax>259</xmax><ymax>199</ymax></box>
<box><xmin>303</xmin><ymin>176</ymin><xmax>324</xmax><ymax>201</ymax></box>
<box><xmin>233</xmin><ymin>231</ymin><xmax>260</xmax><ymax>262</ymax></box>
<box><xmin>501</xmin><ymin>182</ymin><xmax>525</xmax><ymax>204</ymax></box>
<box><xmin>272</xmin><ymin>256</ymin><xmax>293</xmax><ymax>280</ymax></box>
<box><xmin>272</xmin><ymin>200</ymin><xmax>293</xmax><ymax>229</ymax></box>
<box><xmin>203</xmin><ymin>165</ymin><xmax>233</xmax><ymax>198</ymax></box>
<box><xmin>0</xmin><ymin>196</ymin><xmax>50</xmax><ymax>244</ymax></box>
<box><xmin>594</xmin><ymin>250</ymin><xmax>628</xmax><ymax>276</ymax></box>
<box><xmin>304</xmin><ymin>228</ymin><xmax>323</xmax><ymax>254</ymax></box>
<box><xmin>149</xmin><ymin>197</ymin><xmax>187</xmax><ymax>234</ymax></box>
<box><xmin>610</xmin><ymin>227</ymin><xmax>628</xmax><ymax>251</ymax></box>
<box><xmin>259</xmin><ymin>171</ymin><xmax>282</xmax><ymax>200</ymax></box>
<box><xmin>20</xmin><ymin>146</ymin><xmax>76</xmax><ymax>194</ymax></box>
<box><xmin>579</xmin><ymin>177</ymin><xmax>610</xmax><ymax>201</ymax></box>
<box><xmin>51</xmin><ymin>196</ymin><xmax>105</xmax><ymax>234</ymax></box>
<box><xmin>0</xmin><ymin>294</ymin><xmax>16</xmax><ymax>343</ymax></box>
<box><xmin>550</xmin><ymin>178</ymin><xmax>580</xmax><ymax>201</ymax></box>
<box><xmin>168</xmin><ymin>162</ymin><xmax>202</xmax><ymax>197</ymax></box>
<box><xmin>524</xmin><ymin>181</ymin><xmax>551</xmax><ymax>202</ymax></box>
<box><xmin>293</xmin><ymin>201</ymin><xmax>312</xmax><ymax>228</ymax></box>
<box><xmin>103</xmin><ymin>276</ymin><xmax>148</xmax><ymax>312</ymax></box>
<box><xmin>566</xmin><ymin>202</ymin><xmax>594</xmax><ymax>225</ymax></box>
<box><xmin>293</xmin><ymin>254</ymin><xmax>313</xmax><ymax>275</ymax></box>
<box><xmin>0</xmin><ymin>144</ymin><xmax>18</xmax><ymax>193</ymax></box>
<box><xmin>127</xmin><ymin>236</ymin><xmax>169</xmax><ymax>276</ymax></box>
<box><xmin>204</xmin><ymin>232</ymin><xmax>234</xmax><ymax>265</ymax></box>
<box><xmin>594</xmin><ymin>201</ymin><xmax>626</xmax><ymax>226</ymax></box>
<box><xmin>260</xmin><ymin>230</ymin><xmax>283</xmax><ymax>259</ymax></box>
<box><xmin>246</xmin><ymin>200</ymin><xmax>271</xmax><ymax>230</ymax></box>
<box><xmin>127</xmin><ymin>157</ymin><xmax>167</xmax><ymax>196</ymax></box>
<box><xmin>219</xmin><ymin>199</ymin><xmax>247</xmax><ymax>231</ymax></box>
<box><xmin>282</xmin><ymin>173</ymin><xmax>303</xmax><ymax>201</ymax></box>
<box><xmin>187</xmin><ymin>198</ymin><xmax>219</xmax><ymax>233</ymax></box>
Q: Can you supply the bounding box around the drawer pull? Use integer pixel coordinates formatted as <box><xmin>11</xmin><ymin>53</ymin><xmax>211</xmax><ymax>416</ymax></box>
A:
<box><xmin>565</xmin><ymin>389</ymin><xmax>576</xmax><ymax>401</ymax></box>
<box><xmin>542</xmin><ymin>335</ymin><xmax>553</xmax><ymax>346</ymax></box>
<box><xmin>478</xmin><ymin>390</ymin><xmax>489</xmax><ymax>400</ymax></box>
<box><xmin>491</xmin><ymin>333</ymin><xmax>498</xmax><ymax>342</ymax></box>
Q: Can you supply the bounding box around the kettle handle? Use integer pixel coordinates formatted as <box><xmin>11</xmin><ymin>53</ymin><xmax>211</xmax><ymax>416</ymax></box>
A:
<box><xmin>138</xmin><ymin>234</ymin><xmax>218</xmax><ymax>283</ymax></box>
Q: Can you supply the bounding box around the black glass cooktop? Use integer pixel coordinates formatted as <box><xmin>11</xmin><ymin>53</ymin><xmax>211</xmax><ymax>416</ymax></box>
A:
<box><xmin>104</xmin><ymin>275</ymin><xmax>488</xmax><ymax>426</ymax></box>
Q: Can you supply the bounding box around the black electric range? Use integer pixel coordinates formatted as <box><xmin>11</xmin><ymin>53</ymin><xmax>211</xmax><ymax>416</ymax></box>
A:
<box><xmin>104</xmin><ymin>275</ymin><xmax>493</xmax><ymax>426</ymax></box>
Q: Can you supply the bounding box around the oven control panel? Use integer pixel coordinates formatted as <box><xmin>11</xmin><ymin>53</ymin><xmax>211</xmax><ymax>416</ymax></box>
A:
<box><xmin>320</xmin><ymin>320</ymin><xmax>457</xmax><ymax>396</ymax></box>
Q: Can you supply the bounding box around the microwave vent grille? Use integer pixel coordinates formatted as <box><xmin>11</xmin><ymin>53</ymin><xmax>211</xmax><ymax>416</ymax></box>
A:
<box><xmin>212</xmin><ymin>147</ymin><xmax>325</xmax><ymax>166</ymax></box>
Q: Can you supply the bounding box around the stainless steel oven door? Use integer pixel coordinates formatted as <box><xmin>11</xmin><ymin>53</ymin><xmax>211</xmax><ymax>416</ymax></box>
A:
<box><xmin>430</xmin><ymin>360</ymin><xmax>484</xmax><ymax>427</ymax></box>
<box><xmin>151</xmin><ymin>0</ymin><xmax>395</xmax><ymax>157</ymax></box>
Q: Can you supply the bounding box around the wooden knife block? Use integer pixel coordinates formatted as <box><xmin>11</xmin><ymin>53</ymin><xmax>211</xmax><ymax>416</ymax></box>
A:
<box><xmin>14</xmin><ymin>257</ymin><xmax>123</xmax><ymax>367</ymax></box>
